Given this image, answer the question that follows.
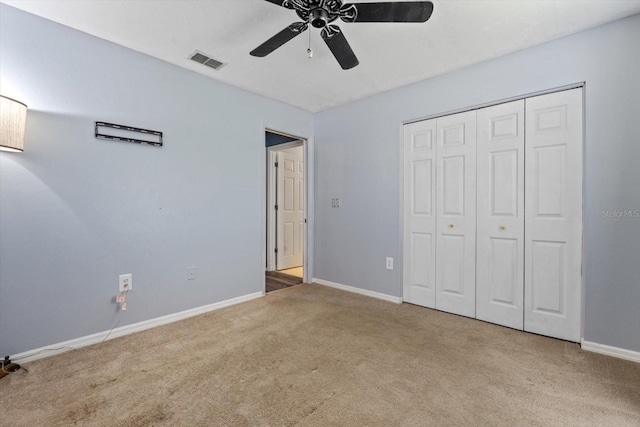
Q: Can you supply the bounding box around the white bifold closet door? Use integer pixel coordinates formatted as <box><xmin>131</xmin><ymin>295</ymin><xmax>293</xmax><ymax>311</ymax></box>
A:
<box><xmin>403</xmin><ymin>118</ymin><xmax>437</xmax><ymax>308</ymax></box>
<box><xmin>402</xmin><ymin>88</ymin><xmax>582</xmax><ymax>343</ymax></box>
<box><xmin>402</xmin><ymin>111</ymin><xmax>477</xmax><ymax>317</ymax></box>
<box><xmin>476</xmin><ymin>100</ymin><xmax>525</xmax><ymax>330</ymax></box>
<box><xmin>435</xmin><ymin>111</ymin><xmax>477</xmax><ymax>318</ymax></box>
<box><xmin>524</xmin><ymin>89</ymin><xmax>583</xmax><ymax>342</ymax></box>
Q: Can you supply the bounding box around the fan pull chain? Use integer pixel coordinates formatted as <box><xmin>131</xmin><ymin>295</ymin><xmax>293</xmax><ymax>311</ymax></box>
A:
<box><xmin>307</xmin><ymin>20</ymin><xmax>313</xmax><ymax>58</ymax></box>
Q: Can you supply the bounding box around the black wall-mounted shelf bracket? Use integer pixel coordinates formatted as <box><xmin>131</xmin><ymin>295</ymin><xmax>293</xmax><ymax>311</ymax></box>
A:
<box><xmin>95</xmin><ymin>122</ymin><xmax>163</xmax><ymax>147</ymax></box>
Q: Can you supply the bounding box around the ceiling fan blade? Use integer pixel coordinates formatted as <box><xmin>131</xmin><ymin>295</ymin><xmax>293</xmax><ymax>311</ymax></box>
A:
<box><xmin>344</xmin><ymin>1</ymin><xmax>434</xmax><ymax>23</ymax></box>
<box><xmin>264</xmin><ymin>0</ymin><xmax>293</xmax><ymax>8</ymax></box>
<box><xmin>250</xmin><ymin>22</ymin><xmax>308</xmax><ymax>57</ymax></box>
<box><xmin>321</xmin><ymin>25</ymin><xmax>359</xmax><ymax>70</ymax></box>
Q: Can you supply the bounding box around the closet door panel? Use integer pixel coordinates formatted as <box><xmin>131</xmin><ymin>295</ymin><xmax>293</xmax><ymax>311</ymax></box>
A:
<box><xmin>476</xmin><ymin>100</ymin><xmax>525</xmax><ymax>330</ymax></box>
<box><xmin>525</xmin><ymin>88</ymin><xmax>583</xmax><ymax>342</ymax></box>
<box><xmin>403</xmin><ymin>119</ymin><xmax>437</xmax><ymax>308</ymax></box>
<box><xmin>435</xmin><ymin>111</ymin><xmax>476</xmax><ymax>318</ymax></box>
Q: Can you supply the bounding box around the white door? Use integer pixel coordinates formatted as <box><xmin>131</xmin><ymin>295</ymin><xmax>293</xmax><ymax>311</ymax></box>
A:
<box><xmin>476</xmin><ymin>100</ymin><xmax>525</xmax><ymax>330</ymax></box>
<box><xmin>277</xmin><ymin>146</ymin><xmax>304</xmax><ymax>270</ymax></box>
<box><xmin>524</xmin><ymin>88</ymin><xmax>583</xmax><ymax>342</ymax></box>
<box><xmin>403</xmin><ymin>119</ymin><xmax>437</xmax><ymax>308</ymax></box>
<box><xmin>435</xmin><ymin>111</ymin><xmax>477</xmax><ymax>318</ymax></box>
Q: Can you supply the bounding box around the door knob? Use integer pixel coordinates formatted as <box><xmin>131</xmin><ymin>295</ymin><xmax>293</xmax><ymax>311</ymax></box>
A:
<box><xmin>448</xmin><ymin>224</ymin><xmax>454</xmax><ymax>229</ymax></box>
<box><xmin>499</xmin><ymin>225</ymin><xmax>506</xmax><ymax>231</ymax></box>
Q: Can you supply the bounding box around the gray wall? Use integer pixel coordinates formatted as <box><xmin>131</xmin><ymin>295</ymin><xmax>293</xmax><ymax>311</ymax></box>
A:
<box><xmin>2</xmin><ymin>4</ymin><xmax>638</xmax><ymax>357</ymax></box>
<box><xmin>0</xmin><ymin>5</ymin><xmax>314</xmax><ymax>356</ymax></box>
<box><xmin>314</xmin><ymin>14</ymin><xmax>640</xmax><ymax>352</ymax></box>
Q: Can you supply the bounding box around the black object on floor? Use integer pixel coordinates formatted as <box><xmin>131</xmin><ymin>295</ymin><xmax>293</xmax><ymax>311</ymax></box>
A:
<box><xmin>0</xmin><ymin>356</ymin><xmax>20</xmax><ymax>380</ymax></box>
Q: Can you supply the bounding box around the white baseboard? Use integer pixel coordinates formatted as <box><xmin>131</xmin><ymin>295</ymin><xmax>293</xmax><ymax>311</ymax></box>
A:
<box><xmin>12</xmin><ymin>292</ymin><xmax>263</xmax><ymax>364</ymax></box>
<box><xmin>581</xmin><ymin>339</ymin><xmax>640</xmax><ymax>363</ymax></box>
<box><xmin>312</xmin><ymin>278</ymin><xmax>402</xmax><ymax>304</ymax></box>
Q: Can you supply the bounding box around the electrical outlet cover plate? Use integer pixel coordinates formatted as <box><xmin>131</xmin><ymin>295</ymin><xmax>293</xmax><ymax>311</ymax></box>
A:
<box><xmin>386</xmin><ymin>257</ymin><xmax>394</xmax><ymax>270</ymax></box>
<box><xmin>119</xmin><ymin>273</ymin><xmax>132</xmax><ymax>292</ymax></box>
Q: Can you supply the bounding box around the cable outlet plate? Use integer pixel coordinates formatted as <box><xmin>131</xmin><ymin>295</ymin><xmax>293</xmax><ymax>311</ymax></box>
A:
<box><xmin>119</xmin><ymin>274</ymin><xmax>132</xmax><ymax>292</ymax></box>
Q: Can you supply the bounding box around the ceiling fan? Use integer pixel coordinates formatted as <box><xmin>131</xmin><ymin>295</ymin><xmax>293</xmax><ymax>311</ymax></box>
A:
<box><xmin>251</xmin><ymin>0</ymin><xmax>434</xmax><ymax>70</ymax></box>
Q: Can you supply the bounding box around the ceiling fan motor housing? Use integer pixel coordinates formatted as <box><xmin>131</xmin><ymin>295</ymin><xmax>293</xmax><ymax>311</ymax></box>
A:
<box><xmin>310</xmin><ymin>8</ymin><xmax>329</xmax><ymax>27</ymax></box>
<box><xmin>294</xmin><ymin>0</ymin><xmax>343</xmax><ymax>25</ymax></box>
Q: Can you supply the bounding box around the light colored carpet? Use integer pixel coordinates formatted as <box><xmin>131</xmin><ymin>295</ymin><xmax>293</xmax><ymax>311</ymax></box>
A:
<box><xmin>2</xmin><ymin>284</ymin><xmax>639</xmax><ymax>426</ymax></box>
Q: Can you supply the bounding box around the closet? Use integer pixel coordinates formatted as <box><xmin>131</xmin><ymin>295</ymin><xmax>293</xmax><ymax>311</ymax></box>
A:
<box><xmin>402</xmin><ymin>88</ymin><xmax>583</xmax><ymax>342</ymax></box>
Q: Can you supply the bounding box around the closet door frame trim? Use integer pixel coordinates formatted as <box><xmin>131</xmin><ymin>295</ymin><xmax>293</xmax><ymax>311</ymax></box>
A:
<box><xmin>402</xmin><ymin>82</ymin><xmax>584</xmax><ymax>126</ymax></box>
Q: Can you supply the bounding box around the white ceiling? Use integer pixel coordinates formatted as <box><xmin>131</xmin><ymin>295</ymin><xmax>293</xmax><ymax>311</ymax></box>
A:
<box><xmin>3</xmin><ymin>0</ymin><xmax>640</xmax><ymax>112</ymax></box>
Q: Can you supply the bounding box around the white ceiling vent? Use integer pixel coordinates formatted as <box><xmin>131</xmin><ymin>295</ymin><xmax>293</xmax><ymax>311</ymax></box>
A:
<box><xmin>189</xmin><ymin>50</ymin><xmax>226</xmax><ymax>71</ymax></box>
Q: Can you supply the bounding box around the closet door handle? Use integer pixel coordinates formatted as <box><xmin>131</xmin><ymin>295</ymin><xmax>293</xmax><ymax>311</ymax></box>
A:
<box><xmin>499</xmin><ymin>225</ymin><xmax>506</xmax><ymax>231</ymax></box>
<box><xmin>448</xmin><ymin>224</ymin><xmax>455</xmax><ymax>229</ymax></box>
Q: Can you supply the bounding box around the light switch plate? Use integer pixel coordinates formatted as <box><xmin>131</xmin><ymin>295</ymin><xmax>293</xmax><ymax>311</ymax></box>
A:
<box><xmin>187</xmin><ymin>267</ymin><xmax>196</xmax><ymax>280</ymax></box>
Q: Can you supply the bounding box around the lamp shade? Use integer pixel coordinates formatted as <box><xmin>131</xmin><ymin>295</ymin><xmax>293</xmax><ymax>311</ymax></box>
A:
<box><xmin>0</xmin><ymin>95</ymin><xmax>27</xmax><ymax>152</ymax></box>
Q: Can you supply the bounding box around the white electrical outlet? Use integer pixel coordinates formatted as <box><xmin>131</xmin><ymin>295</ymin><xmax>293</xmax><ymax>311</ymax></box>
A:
<box><xmin>187</xmin><ymin>267</ymin><xmax>196</xmax><ymax>280</ymax></box>
<box><xmin>119</xmin><ymin>273</ymin><xmax>132</xmax><ymax>292</ymax></box>
<box><xmin>386</xmin><ymin>257</ymin><xmax>394</xmax><ymax>270</ymax></box>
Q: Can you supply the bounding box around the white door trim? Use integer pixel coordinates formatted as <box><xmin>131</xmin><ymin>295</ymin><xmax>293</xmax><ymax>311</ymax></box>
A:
<box><xmin>402</xmin><ymin>82</ymin><xmax>585</xmax><ymax>126</ymax></box>
<box><xmin>262</xmin><ymin>127</ymin><xmax>312</xmax><ymax>289</ymax></box>
<box><xmin>266</xmin><ymin>150</ymin><xmax>277</xmax><ymax>272</ymax></box>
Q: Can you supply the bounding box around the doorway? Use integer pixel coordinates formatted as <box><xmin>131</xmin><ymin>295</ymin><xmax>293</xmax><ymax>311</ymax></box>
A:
<box><xmin>265</xmin><ymin>131</ymin><xmax>306</xmax><ymax>293</ymax></box>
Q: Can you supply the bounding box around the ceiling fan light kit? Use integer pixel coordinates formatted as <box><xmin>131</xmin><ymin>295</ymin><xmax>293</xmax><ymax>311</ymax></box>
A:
<box><xmin>252</xmin><ymin>0</ymin><xmax>434</xmax><ymax>70</ymax></box>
